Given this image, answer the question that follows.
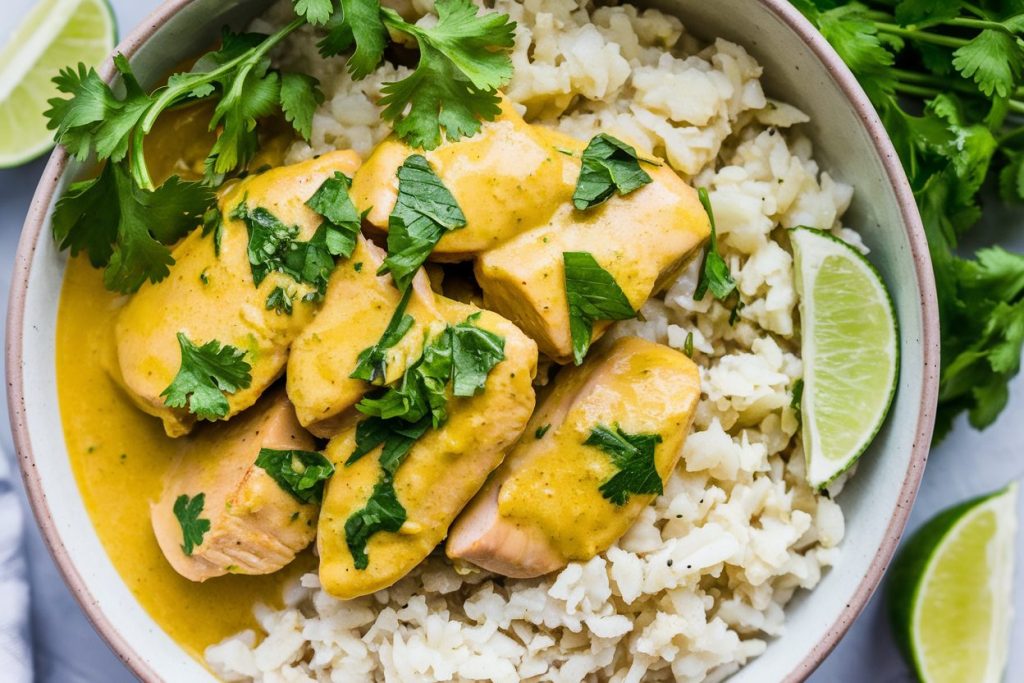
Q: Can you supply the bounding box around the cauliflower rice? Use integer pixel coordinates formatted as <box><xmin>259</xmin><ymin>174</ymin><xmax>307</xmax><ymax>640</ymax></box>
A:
<box><xmin>207</xmin><ymin>1</ymin><xmax>858</xmax><ymax>680</ymax></box>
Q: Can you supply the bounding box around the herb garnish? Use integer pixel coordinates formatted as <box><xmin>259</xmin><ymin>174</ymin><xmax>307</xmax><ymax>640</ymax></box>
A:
<box><xmin>350</xmin><ymin>287</ymin><xmax>415</xmax><ymax>384</ymax></box>
<box><xmin>535</xmin><ymin>424</ymin><xmax>551</xmax><ymax>439</ymax></box>
<box><xmin>255</xmin><ymin>448</ymin><xmax>335</xmax><ymax>504</ymax></box>
<box><xmin>173</xmin><ymin>493</ymin><xmax>211</xmax><ymax>556</ymax></box>
<box><xmin>160</xmin><ymin>333</ymin><xmax>252</xmax><ymax>420</ymax></box>
<box><xmin>584</xmin><ymin>425</ymin><xmax>664</xmax><ymax>506</ymax></box>
<box><xmin>563</xmin><ymin>251</ymin><xmax>636</xmax><ymax>364</ymax></box>
<box><xmin>379</xmin><ymin>155</ymin><xmax>466</xmax><ymax>292</ymax></box>
<box><xmin>344</xmin><ymin>314</ymin><xmax>504</xmax><ymax>568</ymax></box>
<box><xmin>266</xmin><ymin>287</ymin><xmax>295</xmax><ymax>315</ymax></box>
<box><xmin>572</xmin><ymin>133</ymin><xmax>653</xmax><ymax>210</ymax></box>
<box><xmin>305</xmin><ymin>171</ymin><xmax>362</xmax><ymax>260</ymax></box>
<box><xmin>47</xmin><ymin>1</ymin><xmax>514</xmax><ymax>295</ymax></box>
<box><xmin>683</xmin><ymin>331</ymin><xmax>694</xmax><ymax>358</ymax></box>
<box><xmin>694</xmin><ymin>187</ymin><xmax>736</xmax><ymax>302</ymax></box>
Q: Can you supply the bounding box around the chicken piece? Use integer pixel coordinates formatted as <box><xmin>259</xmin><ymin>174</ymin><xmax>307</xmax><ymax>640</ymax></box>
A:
<box><xmin>349</xmin><ymin>100</ymin><xmax>577</xmax><ymax>260</ymax></box>
<box><xmin>475</xmin><ymin>163</ymin><xmax>710</xmax><ymax>363</ymax></box>
<box><xmin>447</xmin><ymin>336</ymin><xmax>700</xmax><ymax>578</ymax></box>
<box><xmin>151</xmin><ymin>389</ymin><xmax>319</xmax><ymax>582</ymax></box>
<box><xmin>317</xmin><ymin>299</ymin><xmax>538</xmax><ymax>599</ymax></box>
<box><xmin>286</xmin><ymin>237</ymin><xmax>445</xmax><ymax>438</ymax></box>
<box><xmin>114</xmin><ymin>150</ymin><xmax>361</xmax><ymax>436</ymax></box>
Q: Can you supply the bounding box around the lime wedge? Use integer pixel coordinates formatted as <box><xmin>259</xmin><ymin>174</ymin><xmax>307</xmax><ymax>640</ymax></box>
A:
<box><xmin>0</xmin><ymin>0</ymin><xmax>116</xmax><ymax>168</ymax></box>
<box><xmin>791</xmin><ymin>226</ymin><xmax>898</xmax><ymax>489</ymax></box>
<box><xmin>887</xmin><ymin>484</ymin><xmax>1018</xmax><ymax>683</ymax></box>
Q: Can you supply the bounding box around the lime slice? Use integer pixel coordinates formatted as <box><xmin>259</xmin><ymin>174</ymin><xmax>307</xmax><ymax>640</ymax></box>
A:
<box><xmin>887</xmin><ymin>484</ymin><xmax>1018</xmax><ymax>683</ymax></box>
<box><xmin>791</xmin><ymin>226</ymin><xmax>898</xmax><ymax>489</ymax></box>
<box><xmin>0</xmin><ymin>0</ymin><xmax>116</xmax><ymax>168</ymax></box>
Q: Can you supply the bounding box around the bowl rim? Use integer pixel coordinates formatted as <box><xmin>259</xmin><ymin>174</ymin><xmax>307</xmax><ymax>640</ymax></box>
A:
<box><xmin>5</xmin><ymin>0</ymin><xmax>940</xmax><ymax>680</ymax></box>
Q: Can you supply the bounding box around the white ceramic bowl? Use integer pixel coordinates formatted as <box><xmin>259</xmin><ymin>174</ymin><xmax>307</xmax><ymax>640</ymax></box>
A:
<box><xmin>7</xmin><ymin>0</ymin><xmax>939</xmax><ymax>680</ymax></box>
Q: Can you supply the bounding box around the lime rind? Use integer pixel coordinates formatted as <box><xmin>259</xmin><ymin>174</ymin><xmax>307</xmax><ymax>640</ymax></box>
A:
<box><xmin>791</xmin><ymin>226</ymin><xmax>899</xmax><ymax>490</ymax></box>
<box><xmin>887</xmin><ymin>483</ymin><xmax>1018</xmax><ymax>683</ymax></box>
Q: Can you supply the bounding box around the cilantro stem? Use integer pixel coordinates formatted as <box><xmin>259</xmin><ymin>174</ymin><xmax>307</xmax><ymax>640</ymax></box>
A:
<box><xmin>129</xmin><ymin>17</ymin><xmax>305</xmax><ymax>190</ymax></box>
<box><xmin>944</xmin><ymin>17</ymin><xmax>1014</xmax><ymax>34</ymax></box>
<box><xmin>875</xmin><ymin>24</ymin><xmax>970</xmax><ymax>48</ymax></box>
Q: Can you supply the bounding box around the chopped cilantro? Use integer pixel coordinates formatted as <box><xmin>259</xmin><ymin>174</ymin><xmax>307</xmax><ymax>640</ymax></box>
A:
<box><xmin>449</xmin><ymin>313</ymin><xmax>506</xmax><ymax>396</ymax></box>
<box><xmin>255</xmin><ymin>448</ymin><xmax>335</xmax><ymax>504</ymax></box>
<box><xmin>266</xmin><ymin>286</ymin><xmax>294</xmax><ymax>315</ymax></box>
<box><xmin>202</xmin><ymin>206</ymin><xmax>224</xmax><ymax>257</ymax></box>
<box><xmin>683</xmin><ymin>331</ymin><xmax>694</xmax><ymax>358</ymax></box>
<box><xmin>379</xmin><ymin>155</ymin><xmax>466</xmax><ymax>292</ymax></box>
<box><xmin>791</xmin><ymin>378</ymin><xmax>804</xmax><ymax>413</ymax></box>
<box><xmin>694</xmin><ymin>188</ymin><xmax>736</xmax><ymax>302</ymax></box>
<box><xmin>351</xmin><ymin>287</ymin><xmax>415</xmax><ymax>384</ymax></box>
<box><xmin>305</xmin><ymin>171</ymin><xmax>362</xmax><ymax>259</ymax></box>
<box><xmin>354</xmin><ymin>261</ymin><xmax>363</xmax><ymax>272</ymax></box>
<box><xmin>572</xmin><ymin>134</ymin><xmax>653</xmax><ymax>210</ymax></box>
<box><xmin>344</xmin><ymin>475</ymin><xmax>406</xmax><ymax>570</ymax></box>
<box><xmin>535</xmin><ymin>424</ymin><xmax>551</xmax><ymax>439</ymax></box>
<box><xmin>199</xmin><ymin>269</ymin><xmax>209</xmax><ymax>286</ymax></box>
<box><xmin>160</xmin><ymin>333</ymin><xmax>252</xmax><ymax>420</ymax></box>
<box><xmin>584</xmin><ymin>425</ymin><xmax>664</xmax><ymax>506</ymax></box>
<box><xmin>173</xmin><ymin>493</ymin><xmax>211</xmax><ymax>556</ymax></box>
<box><xmin>563</xmin><ymin>252</ymin><xmax>636</xmax><ymax>364</ymax></box>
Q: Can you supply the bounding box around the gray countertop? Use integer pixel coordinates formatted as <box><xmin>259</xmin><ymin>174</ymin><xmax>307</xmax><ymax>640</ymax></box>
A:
<box><xmin>0</xmin><ymin>1</ymin><xmax>1021</xmax><ymax>681</ymax></box>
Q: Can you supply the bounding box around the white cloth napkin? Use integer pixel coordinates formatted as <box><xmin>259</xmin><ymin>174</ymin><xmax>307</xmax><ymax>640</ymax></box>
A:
<box><xmin>0</xmin><ymin>452</ymin><xmax>32</xmax><ymax>683</ymax></box>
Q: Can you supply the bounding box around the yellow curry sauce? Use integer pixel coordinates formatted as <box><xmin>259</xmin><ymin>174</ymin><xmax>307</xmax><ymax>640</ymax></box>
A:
<box><xmin>55</xmin><ymin>103</ymin><xmax>308</xmax><ymax>660</ymax></box>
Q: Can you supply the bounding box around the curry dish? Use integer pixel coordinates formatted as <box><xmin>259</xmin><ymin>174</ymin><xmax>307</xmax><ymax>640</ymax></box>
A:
<box><xmin>57</xmin><ymin>95</ymin><xmax>709</xmax><ymax>655</ymax></box>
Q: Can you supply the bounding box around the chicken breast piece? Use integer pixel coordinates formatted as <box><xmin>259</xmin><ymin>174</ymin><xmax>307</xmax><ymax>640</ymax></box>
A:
<box><xmin>151</xmin><ymin>389</ymin><xmax>319</xmax><ymax>582</ymax></box>
<box><xmin>475</xmin><ymin>161</ymin><xmax>710</xmax><ymax>364</ymax></box>
<box><xmin>349</xmin><ymin>99</ymin><xmax>577</xmax><ymax>260</ymax></box>
<box><xmin>286</xmin><ymin>237</ymin><xmax>445</xmax><ymax>438</ymax></box>
<box><xmin>114</xmin><ymin>150</ymin><xmax>362</xmax><ymax>437</ymax></box>
<box><xmin>447</xmin><ymin>336</ymin><xmax>700</xmax><ymax>578</ymax></box>
<box><xmin>317</xmin><ymin>299</ymin><xmax>539</xmax><ymax>599</ymax></box>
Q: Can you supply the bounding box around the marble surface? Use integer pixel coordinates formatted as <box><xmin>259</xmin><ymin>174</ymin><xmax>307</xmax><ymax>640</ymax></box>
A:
<box><xmin>0</xmin><ymin>1</ymin><xmax>1021</xmax><ymax>681</ymax></box>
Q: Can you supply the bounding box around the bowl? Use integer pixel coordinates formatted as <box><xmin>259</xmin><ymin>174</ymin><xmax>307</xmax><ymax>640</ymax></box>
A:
<box><xmin>6</xmin><ymin>0</ymin><xmax>939</xmax><ymax>680</ymax></box>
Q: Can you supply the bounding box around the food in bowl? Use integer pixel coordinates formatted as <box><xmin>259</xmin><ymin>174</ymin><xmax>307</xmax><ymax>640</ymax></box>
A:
<box><xmin>46</xmin><ymin>0</ymin><xmax>898</xmax><ymax>680</ymax></box>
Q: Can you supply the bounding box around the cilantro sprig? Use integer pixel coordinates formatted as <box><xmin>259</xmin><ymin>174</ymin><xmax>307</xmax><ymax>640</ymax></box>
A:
<box><xmin>160</xmin><ymin>333</ymin><xmax>252</xmax><ymax>420</ymax></box>
<box><xmin>173</xmin><ymin>493</ymin><xmax>211</xmax><ymax>556</ymax></box>
<box><xmin>572</xmin><ymin>134</ymin><xmax>653</xmax><ymax>210</ymax></box>
<box><xmin>563</xmin><ymin>252</ymin><xmax>636</xmax><ymax>364</ymax></box>
<box><xmin>48</xmin><ymin>1</ymin><xmax>514</xmax><ymax>295</ymax></box>
<box><xmin>255</xmin><ymin>448</ymin><xmax>335</xmax><ymax>504</ymax></box>
<box><xmin>694</xmin><ymin>187</ymin><xmax>736</xmax><ymax>302</ymax></box>
<box><xmin>794</xmin><ymin>0</ymin><xmax>1024</xmax><ymax>437</ymax></box>
<box><xmin>584</xmin><ymin>425</ymin><xmax>664</xmax><ymax>506</ymax></box>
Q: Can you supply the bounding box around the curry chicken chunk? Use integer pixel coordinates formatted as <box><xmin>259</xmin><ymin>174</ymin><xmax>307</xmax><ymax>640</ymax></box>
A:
<box><xmin>113</xmin><ymin>150</ymin><xmax>361</xmax><ymax>437</ymax></box>
<box><xmin>447</xmin><ymin>336</ymin><xmax>701</xmax><ymax>578</ymax></box>
<box><xmin>151</xmin><ymin>389</ymin><xmax>319</xmax><ymax>582</ymax></box>
<box><xmin>317</xmin><ymin>298</ymin><xmax>539</xmax><ymax>599</ymax></box>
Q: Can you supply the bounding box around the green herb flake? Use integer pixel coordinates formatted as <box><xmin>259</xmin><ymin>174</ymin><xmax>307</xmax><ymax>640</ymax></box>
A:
<box><xmin>266</xmin><ymin>286</ymin><xmax>294</xmax><ymax>315</ymax></box>
<box><xmin>535</xmin><ymin>424</ymin><xmax>551</xmax><ymax>439</ymax></box>
<box><xmin>572</xmin><ymin>133</ymin><xmax>653</xmax><ymax>210</ymax></box>
<box><xmin>344</xmin><ymin>475</ymin><xmax>406</xmax><ymax>570</ymax></box>
<box><xmin>791</xmin><ymin>378</ymin><xmax>804</xmax><ymax>413</ymax></box>
<box><xmin>694</xmin><ymin>188</ymin><xmax>736</xmax><ymax>302</ymax></box>
<box><xmin>199</xmin><ymin>269</ymin><xmax>210</xmax><ymax>285</ymax></box>
<box><xmin>255</xmin><ymin>448</ymin><xmax>335</xmax><ymax>504</ymax></box>
<box><xmin>160</xmin><ymin>333</ymin><xmax>252</xmax><ymax>420</ymax></box>
<box><xmin>354</xmin><ymin>261</ymin><xmax>363</xmax><ymax>272</ymax></box>
<box><xmin>173</xmin><ymin>493</ymin><xmax>211</xmax><ymax>556</ymax></box>
<box><xmin>202</xmin><ymin>206</ymin><xmax>224</xmax><ymax>257</ymax></box>
<box><xmin>563</xmin><ymin>251</ymin><xmax>636</xmax><ymax>365</ymax></box>
<box><xmin>683</xmin><ymin>331</ymin><xmax>694</xmax><ymax>358</ymax></box>
<box><xmin>305</xmin><ymin>171</ymin><xmax>362</xmax><ymax>259</ymax></box>
<box><xmin>584</xmin><ymin>424</ymin><xmax>664</xmax><ymax>506</ymax></box>
<box><xmin>351</xmin><ymin>287</ymin><xmax>416</xmax><ymax>384</ymax></box>
<box><xmin>379</xmin><ymin>155</ymin><xmax>466</xmax><ymax>292</ymax></box>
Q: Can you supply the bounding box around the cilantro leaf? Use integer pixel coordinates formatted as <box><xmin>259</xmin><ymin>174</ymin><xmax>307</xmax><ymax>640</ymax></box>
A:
<box><xmin>694</xmin><ymin>187</ymin><xmax>737</xmax><ymax>302</ymax></box>
<box><xmin>952</xmin><ymin>29</ymin><xmax>1024</xmax><ymax>98</ymax></box>
<box><xmin>572</xmin><ymin>134</ymin><xmax>653</xmax><ymax>210</ymax></box>
<box><xmin>894</xmin><ymin>0</ymin><xmax>962</xmax><ymax>27</ymax></box>
<box><xmin>563</xmin><ymin>251</ymin><xmax>636</xmax><ymax>365</ymax></box>
<box><xmin>805</xmin><ymin>4</ymin><xmax>896</xmax><ymax>102</ymax></box>
<box><xmin>305</xmin><ymin>171</ymin><xmax>361</xmax><ymax>259</ymax></box>
<box><xmin>379</xmin><ymin>154</ymin><xmax>466</xmax><ymax>291</ymax></box>
<box><xmin>584</xmin><ymin>425</ymin><xmax>664</xmax><ymax>506</ymax></box>
<box><xmin>293</xmin><ymin>0</ymin><xmax>334</xmax><ymax>24</ymax></box>
<box><xmin>351</xmin><ymin>287</ymin><xmax>416</xmax><ymax>384</ymax></box>
<box><xmin>206</xmin><ymin>63</ymin><xmax>281</xmax><ymax>178</ymax></box>
<box><xmin>52</xmin><ymin>162</ymin><xmax>213</xmax><ymax>294</ymax></box>
<box><xmin>449</xmin><ymin>313</ymin><xmax>505</xmax><ymax>396</ymax></box>
<box><xmin>378</xmin><ymin>0</ymin><xmax>516</xmax><ymax>149</ymax></box>
<box><xmin>346</xmin><ymin>415</ymin><xmax>431</xmax><ymax>467</ymax></box>
<box><xmin>279</xmin><ymin>72</ymin><xmax>324</xmax><ymax>140</ymax></box>
<box><xmin>173</xmin><ymin>493</ymin><xmax>211</xmax><ymax>556</ymax></box>
<box><xmin>320</xmin><ymin>0</ymin><xmax>389</xmax><ymax>78</ymax></box>
<box><xmin>266</xmin><ymin>286</ymin><xmax>295</xmax><ymax>315</ymax></box>
<box><xmin>202</xmin><ymin>206</ymin><xmax>224</xmax><ymax>257</ymax></box>
<box><xmin>344</xmin><ymin>474</ymin><xmax>405</xmax><ymax>569</ymax></box>
<box><xmin>255</xmin><ymin>448</ymin><xmax>335</xmax><ymax>504</ymax></box>
<box><xmin>160</xmin><ymin>333</ymin><xmax>252</xmax><ymax>420</ymax></box>
<box><xmin>357</xmin><ymin>329</ymin><xmax>454</xmax><ymax>427</ymax></box>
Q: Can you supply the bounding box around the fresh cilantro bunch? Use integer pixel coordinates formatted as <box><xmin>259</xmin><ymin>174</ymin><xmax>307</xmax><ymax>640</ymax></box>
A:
<box><xmin>794</xmin><ymin>0</ymin><xmax>1024</xmax><ymax>438</ymax></box>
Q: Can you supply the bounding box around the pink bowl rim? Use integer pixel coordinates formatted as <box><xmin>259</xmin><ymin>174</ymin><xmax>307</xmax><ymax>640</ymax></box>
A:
<box><xmin>5</xmin><ymin>0</ymin><xmax>940</xmax><ymax>681</ymax></box>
